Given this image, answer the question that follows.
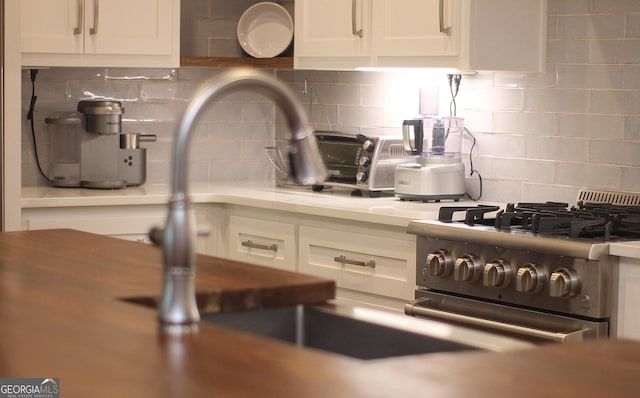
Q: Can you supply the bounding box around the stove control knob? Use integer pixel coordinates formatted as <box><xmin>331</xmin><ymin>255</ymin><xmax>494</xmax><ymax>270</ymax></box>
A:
<box><xmin>549</xmin><ymin>268</ymin><xmax>580</xmax><ymax>298</ymax></box>
<box><xmin>454</xmin><ymin>255</ymin><xmax>481</xmax><ymax>283</ymax></box>
<box><xmin>516</xmin><ymin>264</ymin><xmax>545</xmax><ymax>293</ymax></box>
<box><xmin>426</xmin><ymin>250</ymin><xmax>453</xmax><ymax>277</ymax></box>
<box><xmin>483</xmin><ymin>260</ymin><xmax>512</xmax><ymax>288</ymax></box>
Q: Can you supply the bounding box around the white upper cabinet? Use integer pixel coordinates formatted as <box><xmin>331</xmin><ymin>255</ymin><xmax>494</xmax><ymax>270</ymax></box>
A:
<box><xmin>293</xmin><ymin>0</ymin><xmax>371</xmax><ymax>68</ymax></box>
<box><xmin>294</xmin><ymin>0</ymin><xmax>546</xmax><ymax>72</ymax></box>
<box><xmin>21</xmin><ymin>0</ymin><xmax>180</xmax><ymax>68</ymax></box>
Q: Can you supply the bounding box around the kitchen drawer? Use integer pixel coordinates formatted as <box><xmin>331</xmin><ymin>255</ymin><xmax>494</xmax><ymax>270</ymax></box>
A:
<box><xmin>227</xmin><ymin>215</ymin><xmax>297</xmax><ymax>271</ymax></box>
<box><xmin>299</xmin><ymin>225</ymin><xmax>415</xmax><ymax>300</ymax></box>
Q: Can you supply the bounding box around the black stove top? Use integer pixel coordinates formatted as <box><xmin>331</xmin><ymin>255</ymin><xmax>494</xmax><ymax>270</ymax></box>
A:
<box><xmin>438</xmin><ymin>202</ymin><xmax>640</xmax><ymax>242</ymax></box>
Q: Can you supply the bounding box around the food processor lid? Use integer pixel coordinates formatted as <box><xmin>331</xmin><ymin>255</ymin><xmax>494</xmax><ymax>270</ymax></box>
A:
<box><xmin>77</xmin><ymin>100</ymin><xmax>124</xmax><ymax>115</ymax></box>
<box><xmin>44</xmin><ymin>111</ymin><xmax>82</xmax><ymax>125</ymax></box>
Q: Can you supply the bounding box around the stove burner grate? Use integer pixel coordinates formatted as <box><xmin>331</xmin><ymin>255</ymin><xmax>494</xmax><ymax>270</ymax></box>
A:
<box><xmin>438</xmin><ymin>201</ymin><xmax>640</xmax><ymax>241</ymax></box>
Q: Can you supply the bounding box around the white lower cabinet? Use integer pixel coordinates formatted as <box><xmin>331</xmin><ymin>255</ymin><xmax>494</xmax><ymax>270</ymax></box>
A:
<box><xmin>616</xmin><ymin>258</ymin><xmax>640</xmax><ymax>340</ymax></box>
<box><xmin>298</xmin><ymin>225</ymin><xmax>416</xmax><ymax>301</ymax></box>
<box><xmin>220</xmin><ymin>206</ymin><xmax>417</xmax><ymax>309</ymax></box>
<box><xmin>21</xmin><ymin>204</ymin><xmax>216</xmax><ymax>254</ymax></box>
<box><xmin>227</xmin><ymin>215</ymin><xmax>297</xmax><ymax>271</ymax></box>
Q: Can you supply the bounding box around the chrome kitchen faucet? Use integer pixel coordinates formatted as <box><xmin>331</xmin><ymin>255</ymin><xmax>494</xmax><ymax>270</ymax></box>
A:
<box><xmin>150</xmin><ymin>69</ymin><xmax>327</xmax><ymax>334</ymax></box>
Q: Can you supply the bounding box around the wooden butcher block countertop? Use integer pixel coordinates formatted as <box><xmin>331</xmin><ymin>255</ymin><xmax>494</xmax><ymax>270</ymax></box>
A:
<box><xmin>0</xmin><ymin>229</ymin><xmax>639</xmax><ymax>397</ymax></box>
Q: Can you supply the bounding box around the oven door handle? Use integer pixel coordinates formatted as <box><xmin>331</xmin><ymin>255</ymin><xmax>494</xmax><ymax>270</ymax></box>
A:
<box><xmin>404</xmin><ymin>302</ymin><xmax>587</xmax><ymax>343</ymax></box>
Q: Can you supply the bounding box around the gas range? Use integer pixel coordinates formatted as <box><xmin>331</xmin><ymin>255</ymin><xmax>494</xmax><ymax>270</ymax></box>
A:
<box><xmin>405</xmin><ymin>190</ymin><xmax>640</xmax><ymax>343</ymax></box>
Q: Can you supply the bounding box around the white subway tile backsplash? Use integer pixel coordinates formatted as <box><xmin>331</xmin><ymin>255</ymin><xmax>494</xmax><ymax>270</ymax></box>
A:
<box><xmin>140</xmin><ymin>81</ymin><xmax>197</xmax><ymax>102</ymax></box>
<box><xmin>524</xmin><ymin>136</ymin><xmax>587</xmax><ymax>162</ymax></box>
<box><xmin>522</xmin><ymin>183</ymin><xmax>582</xmax><ymax>204</ymax></box>
<box><xmin>459</xmin><ymin>87</ymin><xmax>524</xmax><ymax>111</ymax></box>
<box><xmin>105</xmin><ymin>68</ymin><xmax>177</xmax><ymax>81</ymax></box>
<box><xmin>591</xmin><ymin>0</ymin><xmax>640</xmax><ymax>13</ymax></box>
<box><xmin>493</xmin><ymin>69</ymin><xmax>556</xmax><ymax>89</ymax></box>
<box><xmin>475</xmin><ymin>180</ymin><xmax>525</xmax><ymax>203</ymax></box>
<box><xmin>494</xmin><ymin>112</ymin><xmax>557</xmax><ymax>135</ymax></box>
<box><xmin>589</xmin><ymin>140</ymin><xmax>640</xmax><ymax>166</ymax></box>
<box><xmin>547</xmin><ymin>0</ymin><xmax>591</xmax><ymax>16</ymax></box>
<box><xmin>68</xmin><ymin>80</ymin><xmax>140</xmax><ymax>102</ymax></box>
<box><xmin>591</xmin><ymin>40</ymin><xmax>640</xmax><ymax>64</ymax></box>
<box><xmin>338</xmin><ymin>106</ymin><xmax>386</xmax><ymax>127</ymax></box>
<box><xmin>621</xmin><ymin>167</ymin><xmax>640</xmax><ymax>192</ymax></box>
<box><xmin>199</xmin><ymin>102</ymin><xmax>244</xmax><ymax>122</ymax></box>
<box><xmin>492</xmin><ymin>158</ymin><xmax>554</xmax><ymax>183</ymax></box>
<box><xmin>242</xmin><ymin>103</ymin><xmax>276</xmax><ymax>122</ymax></box>
<box><xmin>558</xmin><ymin>114</ymin><xmax>624</xmax><ymax>139</ymax></box>
<box><xmin>459</xmin><ymin>110</ymin><xmax>494</xmax><ymax>133</ymax></box>
<box><xmin>524</xmin><ymin>89</ymin><xmax>588</xmax><ymax>113</ymax></box>
<box><xmin>556</xmin><ymin>65</ymin><xmax>622</xmax><ymax>89</ymax></box>
<box><xmin>557</xmin><ymin>15</ymin><xmax>625</xmax><ymax>39</ymax></box>
<box><xmin>546</xmin><ymin>39</ymin><xmax>590</xmax><ymax>64</ymax></box>
<box><xmin>622</xmin><ymin>66</ymin><xmax>640</xmax><ymax>89</ymax></box>
<box><xmin>469</xmin><ymin>133</ymin><xmax>524</xmax><ymax>158</ymax></box>
<box><xmin>627</xmin><ymin>15</ymin><xmax>640</xmax><ymax>38</ymax></box>
<box><xmin>309</xmin><ymin>84</ymin><xmax>362</xmax><ymax>106</ymax></box>
<box><xmin>555</xmin><ymin>162</ymin><xmax>621</xmax><ymax>191</ymax></box>
<box><xmin>590</xmin><ymin>90</ymin><xmax>640</xmax><ymax>116</ymax></box>
<box><xmin>624</xmin><ymin>117</ymin><xmax>640</xmax><ymax>141</ymax></box>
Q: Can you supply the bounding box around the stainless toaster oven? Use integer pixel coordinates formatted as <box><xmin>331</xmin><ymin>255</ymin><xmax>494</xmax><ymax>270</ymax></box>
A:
<box><xmin>312</xmin><ymin>131</ymin><xmax>412</xmax><ymax>197</ymax></box>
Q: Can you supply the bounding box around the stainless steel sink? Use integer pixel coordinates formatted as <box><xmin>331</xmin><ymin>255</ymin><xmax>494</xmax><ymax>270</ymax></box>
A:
<box><xmin>200</xmin><ymin>302</ymin><xmax>534</xmax><ymax>360</ymax></box>
<box><xmin>120</xmin><ymin>295</ymin><xmax>532</xmax><ymax>359</ymax></box>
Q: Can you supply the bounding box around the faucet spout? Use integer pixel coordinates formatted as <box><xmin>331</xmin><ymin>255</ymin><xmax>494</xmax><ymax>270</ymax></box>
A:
<box><xmin>156</xmin><ymin>69</ymin><xmax>327</xmax><ymax>334</ymax></box>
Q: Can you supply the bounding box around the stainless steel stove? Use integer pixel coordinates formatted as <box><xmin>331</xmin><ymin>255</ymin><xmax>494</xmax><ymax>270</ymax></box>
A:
<box><xmin>405</xmin><ymin>190</ymin><xmax>640</xmax><ymax>344</ymax></box>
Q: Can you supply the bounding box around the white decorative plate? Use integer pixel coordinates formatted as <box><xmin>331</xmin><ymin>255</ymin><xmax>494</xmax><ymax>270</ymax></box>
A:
<box><xmin>237</xmin><ymin>2</ymin><xmax>293</xmax><ymax>58</ymax></box>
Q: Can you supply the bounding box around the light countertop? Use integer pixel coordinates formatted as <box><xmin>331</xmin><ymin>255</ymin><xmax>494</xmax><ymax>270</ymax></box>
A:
<box><xmin>21</xmin><ymin>182</ymin><xmax>472</xmax><ymax>227</ymax></box>
<box><xmin>609</xmin><ymin>241</ymin><xmax>640</xmax><ymax>260</ymax></box>
<box><xmin>22</xmin><ymin>182</ymin><xmax>640</xmax><ymax>258</ymax></box>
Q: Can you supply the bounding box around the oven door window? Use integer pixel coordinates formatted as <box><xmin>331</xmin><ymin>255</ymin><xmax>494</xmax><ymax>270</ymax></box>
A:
<box><xmin>318</xmin><ymin>140</ymin><xmax>362</xmax><ymax>183</ymax></box>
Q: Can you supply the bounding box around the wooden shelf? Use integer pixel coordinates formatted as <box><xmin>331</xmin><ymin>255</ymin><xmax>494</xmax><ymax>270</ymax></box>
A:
<box><xmin>180</xmin><ymin>56</ymin><xmax>293</xmax><ymax>69</ymax></box>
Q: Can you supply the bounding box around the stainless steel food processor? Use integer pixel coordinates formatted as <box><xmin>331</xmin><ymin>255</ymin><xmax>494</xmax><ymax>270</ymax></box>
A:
<box><xmin>394</xmin><ymin>116</ymin><xmax>465</xmax><ymax>201</ymax></box>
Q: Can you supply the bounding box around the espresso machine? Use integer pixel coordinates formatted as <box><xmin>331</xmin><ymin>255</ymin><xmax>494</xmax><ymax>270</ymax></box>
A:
<box><xmin>45</xmin><ymin>100</ymin><xmax>156</xmax><ymax>189</ymax></box>
<box><xmin>394</xmin><ymin>116</ymin><xmax>465</xmax><ymax>201</ymax></box>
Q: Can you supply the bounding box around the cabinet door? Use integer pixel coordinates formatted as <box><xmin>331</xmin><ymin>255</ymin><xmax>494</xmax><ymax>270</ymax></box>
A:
<box><xmin>227</xmin><ymin>216</ymin><xmax>297</xmax><ymax>271</ymax></box>
<box><xmin>372</xmin><ymin>0</ymin><xmax>457</xmax><ymax>57</ymax></box>
<box><xmin>617</xmin><ymin>259</ymin><xmax>640</xmax><ymax>340</ymax></box>
<box><xmin>21</xmin><ymin>0</ymin><xmax>83</xmax><ymax>54</ymax></box>
<box><xmin>84</xmin><ymin>0</ymin><xmax>174</xmax><ymax>56</ymax></box>
<box><xmin>21</xmin><ymin>0</ymin><xmax>179</xmax><ymax>67</ymax></box>
<box><xmin>294</xmin><ymin>0</ymin><xmax>370</xmax><ymax>57</ymax></box>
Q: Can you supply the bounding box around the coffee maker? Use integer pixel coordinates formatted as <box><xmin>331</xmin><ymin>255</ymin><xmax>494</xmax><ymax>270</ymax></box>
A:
<box><xmin>45</xmin><ymin>100</ymin><xmax>156</xmax><ymax>189</ymax></box>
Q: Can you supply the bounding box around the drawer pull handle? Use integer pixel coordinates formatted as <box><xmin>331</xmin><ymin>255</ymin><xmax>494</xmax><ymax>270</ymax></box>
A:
<box><xmin>334</xmin><ymin>255</ymin><xmax>375</xmax><ymax>268</ymax></box>
<box><xmin>242</xmin><ymin>240</ymin><xmax>278</xmax><ymax>252</ymax></box>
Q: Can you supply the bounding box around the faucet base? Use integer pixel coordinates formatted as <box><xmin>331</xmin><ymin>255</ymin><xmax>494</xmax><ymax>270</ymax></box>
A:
<box><xmin>160</xmin><ymin>323</ymin><xmax>199</xmax><ymax>335</ymax></box>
